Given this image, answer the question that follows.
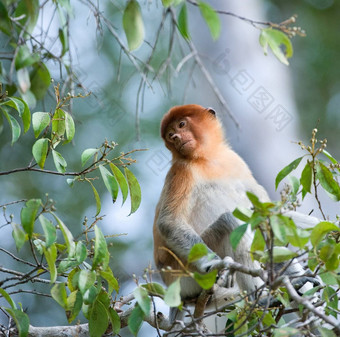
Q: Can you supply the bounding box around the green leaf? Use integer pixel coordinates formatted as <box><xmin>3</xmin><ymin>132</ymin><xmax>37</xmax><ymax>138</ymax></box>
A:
<box><xmin>52</xmin><ymin>149</ymin><xmax>67</xmax><ymax>173</ymax></box>
<box><xmin>322</xmin><ymin>286</ymin><xmax>338</xmax><ymax>318</ymax></box>
<box><xmin>188</xmin><ymin>243</ymin><xmax>208</xmax><ymax>263</ymax></box>
<box><xmin>134</xmin><ymin>287</ymin><xmax>151</xmax><ymax>315</ymax></box>
<box><xmin>303</xmin><ymin>285</ymin><xmax>322</xmax><ymax>297</ymax></box>
<box><xmin>110</xmin><ymin>163</ymin><xmax>129</xmax><ymax>205</ymax></box>
<box><xmin>2</xmin><ymin>109</ymin><xmax>21</xmax><ymax>145</ymax></box>
<box><xmin>261</xmin><ymin>312</ymin><xmax>276</xmax><ymax>326</ymax></box>
<box><xmin>0</xmin><ymin>288</ymin><xmax>17</xmax><ymax>309</ymax></box>
<box><xmin>30</xmin><ymin>62</ymin><xmax>51</xmax><ymax>100</ymax></box>
<box><xmin>275</xmin><ymin>157</ymin><xmax>303</xmax><ymax>189</ymax></box>
<box><xmin>52</xmin><ymin>213</ymin><xmax>75</xmax><ymax>254</ymax></box>
<box><xmin>89</xmin><ymin>181</ymin><xmax>101</xmax><ymax>216</ymax></box>
<box><xmin>20</xmin><ymin>199</ymin><xmax>41</xmax><ymax>237</ymax></box>
<box><xmin>43</xmin><ymin>243</ymin><xmax>58</xmax><ymax>283</ymax></box>
<box><xmin>128</xmin><ymin>304</ymin><xmax>144</xmax><ymax>336</ymax></box>
<box><xmin>78</xmin><ymin>270</ymin><xmax>96</xmax><ymax>294</ymax></box>
<box><xmin>52</xmin><ymin>108</ymin><xmax>66</xmax><ymax>139</ymax></box>
<box><xmin>286</xmin><ymin>226</ymin><xmax>309</xmax><ymax>249</ymax></box>
<box><xmin>198</xmin><ymin>1</ymin><xmax>221</xmax><ymax>40</ymax></box>
<box><xmin>11</xmin><ymin>223</ymin><xmax>27</xmax><ymax>252</ymax></box>
<box><xmin>99</xmin><ymin>165</ymin><xmax>119</xmax><ymax>202</ymax></box>
<box><xmin>308</xmin><ymin>251</ymin><xmax>318</xmax><ymax>272</ymax></box>
<box><xmin>32</xmin><ymin>111</ymin><xmax>50</xmax><ymax>138</ymax></box>
<box><xmin>194</xmin><ymin>269</ymin><xmax>217</xmax><ymax>289</ymax></box>
<box><xmin>123</xmin><ymin>0</ymin><xmax>145</xmax><ymax>51</ymax></box>
<box><xmin>230</xmin><ymin>223</ymin><xmax>248</xmax><ymax>250</ymax></box>
<box><xmin>58</xmin><ymin>28</ymin><xmax>69</xmax><ymax>57</ymax></box>
<box><xmin>232</xmin><ymin>207</ymin><xmax>252</xmax><ymax>222</ymax></box>
<box><xmin>300</xmin><ymin>161</ymin><xmax>313</xmax><ymax>195</ymax></box>
<box><xmin>83</xmin><ymin>286</ymin><xmax>98</xmax><ymax>305</ymax></box>
<box><xmin>64</xmin><ymin>111</ymin><xmax>75</xmax><ymax>143</ymax></box>
<box><xmin>125</xmin><ymin>167</ymin><xmax>142</xmax><ymax>215</ymax></box>
<box><xmin>66</xmin><ymin>290</ymin><xmax>82</xmax><ymax>323</ymax></box>
<box><xmin>251</xmin><ymin>229</ymin><xmax>266</xmax><ymax>258</ymax></box>
<box><xmin>39</xmin><ymin>214</ymin><xmax>56</xmax><ymax>248</ymax></box>
<box><xmin>15</xmin><ymin>45</ymin><xmax>40</xmax><ymax>70</ymax></box>
<box><xmin>319</xmin><ymin>270</ymin><xmax>338</xmax><ymax>286</ymax></box>
<box><xmin>92</xmin><ymin>225</ymin><xmax>110</xmax><ymax>271</ymax></box>
<box><xmin>245</xmin><ymin>191</ymin><xmax>260</xmax><ymax>207</ymax></box>
<box><xmin>319</xmin><ymin>243</ymin><xmax>335</xmax><ymax>262</ymax></box>
<box><xmin>162</xmin><ymin>0</ymin><xmax>174</xmax><ymax>6</ymax></box>
<box><xmin>2</xmin><ymin>97</ymin><xmax>30</xmax><ymax>133</ymax></box>
<box><xmin>51</xmin><ymin>283</ymin><xmax>68</xmax><ymax>309</ymax></box>
<box><xmin>33</xmin><ymin>238</ymin><xmax>44</xmax><ymax>255</ymax></box>
<box><xmin>316</xmin><ymin>161</ymin><xmax>340</xmax><ymax>201</ymax></box>
<box><xmin>325</xmin><ymin>253</ymin><xmax>339</xmax><ymax>271</ymax></box>
<box><xmin>270</xmin><ymin>215</ymin><xmax>287</xmax><ymax>244</ymax></box>
<box><xmin>234</xmin><ymin>313</ymin><xmax>248</xmax><ymax>335</ymax></box>
<box><xmin>4</xmin><ymin>308</ymin><xmax>29</xmax><ymax>337</ymax></box>
<box><xmin>97</xmin><ymin>290</ymin><xmax>110</xmax><ymax>308</ymax></box>
<box><xmin>177</xmin><ymin>4</ymin><xmax>190</xmax><ymax>40</ymax></box>
<box><xmin>259</xmin><ymin>28</ymin><xmax>293</xmax><ymax>65</ymax></box>
<box><xmin>14</xmin><ymin>0</ymin><xmax>39</xmax><ymax>34</ymax></box>
<box><xmin>32</xmin><ymin>138</ymin><xmax>49</xmax><ymax>169</ymax></box>
<box><xmin>107</xmin><ymin>307</ymin><xmax>121</xmax><ymax>335</ymax></box>
<box><xmin>322</xmin><ymin>150</ymin><xmax>338</xmax><ymax>164</ymax></box>
<box><xmin>261</xmin><ymin>247</ymin><xmax>297</xmax><ymax>263</ymax></box>
<box><xmin>100</xmin><ymin>268</ymin><xmax>119</xmax><ymax>293</ymax></box>
<box><xmin>66</xmin><ymin>177</ymin><xmax>76</xmax><ymax>187</ymax></box>
<box><xmin>0</xmin><ymin>2</ymin><xmax>12</xmax><ymax>35</ymax></box>
<box><xmin>141</xmin><ymin>282</ymin><xmax>166</xmax><ymax>297</ymax></box>
<box><xmin>164</xmin><ymin>278</ymin><xmax>181</xmax><ymax>307</ymax></box>
<box><xmin>310</xmin><ymin>221</ymin><xmax>339</xmax><ymax>247</ymax></box>
<box><xmin>75</xmin><ymin>241</ymin><xmax>87</xmax><ymax>263</ymax></box>
<box><xmin>162</xmin><ymin>0</ymin><xmax>184</xmax><ymax>6</ymax></box>
<box><xmin>81</xmin><ymin>148</ymin><xmax>97</xmax><ymax>167</ymax></box>
<box><xmin>67</xmin><ymin>268</ymin><xmax>80</xmax><ymax>292</ymax></box>
<box><xmin>317</xmin><ymin>327</ymin><xmax>337</xmax><ymax>337</ymax></box>
<box><xmin>89</xmin><ymin>299</ymin><xmax>109</xmax><ymax>337</ymax></box>
<box><xmin>288</xmin><ymin>175</ymin><xmax>300</xmax><ymax>195</ymax></box>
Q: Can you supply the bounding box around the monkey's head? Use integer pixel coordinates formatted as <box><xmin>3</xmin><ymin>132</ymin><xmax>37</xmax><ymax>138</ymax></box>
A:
<box><xmin>160</xmin><ymin>104</ymin><xmax>224</xmax><ymax>159</ymax></box>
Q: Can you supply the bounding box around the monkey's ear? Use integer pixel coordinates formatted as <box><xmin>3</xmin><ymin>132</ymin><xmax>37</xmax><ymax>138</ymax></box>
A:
<box><xmin>206</xmin><ymin>107</ymin><xmax>216</xmax><ymax>116</ymax></box>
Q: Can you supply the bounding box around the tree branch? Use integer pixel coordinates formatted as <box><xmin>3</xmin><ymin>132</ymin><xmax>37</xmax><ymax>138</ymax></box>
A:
<box><xmin>282</xmin><ymin>276</ymin><xmax>340</xmax><ymax>335</ymax></box>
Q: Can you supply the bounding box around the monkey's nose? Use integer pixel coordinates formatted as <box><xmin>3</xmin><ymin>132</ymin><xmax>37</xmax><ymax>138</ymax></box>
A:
<box><xmin>171</xmin><ymin>133</ymin><xmax>180</xmax><ymax>141</ymax></box>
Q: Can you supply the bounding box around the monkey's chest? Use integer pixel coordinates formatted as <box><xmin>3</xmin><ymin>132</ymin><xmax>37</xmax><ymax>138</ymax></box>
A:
<box><xmin>188</xmin><ymin>180</ymin><xmax>252</xmax><ymax>234</ymax></box>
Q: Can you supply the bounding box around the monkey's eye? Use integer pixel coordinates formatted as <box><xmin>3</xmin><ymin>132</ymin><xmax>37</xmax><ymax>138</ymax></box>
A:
<box><xmin>178</xmin><ymin>121</ymin><xmax>186</xmax><ymax>128</ymax></box>
<box><xmin>168</xmin><ymin>132</ymin><xmax>174</xmax><ymax>139</ymax></box>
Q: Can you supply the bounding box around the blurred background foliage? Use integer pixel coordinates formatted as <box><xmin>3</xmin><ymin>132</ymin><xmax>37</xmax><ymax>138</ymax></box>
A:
<box><xmin>0</xmin><ymin>0</ymin><xmax>339</xmax><ymax>333</ymax></box>
<box><xmin>265</xmin><ymin>0</ymin><xmax>340</xmax><ymax>146</ymax></box>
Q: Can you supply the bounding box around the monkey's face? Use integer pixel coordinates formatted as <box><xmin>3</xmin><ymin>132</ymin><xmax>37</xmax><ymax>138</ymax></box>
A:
<box><xmin>164</xmin><ymin>118</ymin><xmax>198</xmax><ymax>157</ymax></box>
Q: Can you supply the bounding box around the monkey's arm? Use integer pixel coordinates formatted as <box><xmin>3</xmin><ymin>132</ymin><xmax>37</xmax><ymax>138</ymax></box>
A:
<box><xmin>286</xmin><ymin>210</ymin><xmax>320</xmax><ymax>227</ymax></box>
<box><xmin>156</xmin><ymin>213</ymin><xmax>224</xmax><ymax>273</ymax></box>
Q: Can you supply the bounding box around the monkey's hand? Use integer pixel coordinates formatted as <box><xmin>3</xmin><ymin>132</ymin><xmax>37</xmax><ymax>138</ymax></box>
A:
<box><xmin>217</xmin><ymin>256</ymin><xmax>235</xmax><ymax>288</ymax></box>
<box><xmin>194</xmin><ymin>254</ymin><xmax>224</xmax><ymax>274</ymax></box>
<box><xmin>194</xmin><ymin>255</ymin><xmax>235</xmax><ymax>288</ymax></box>
<box><xmin>292</xmin><ymin>275</ymin><xmax>321</xmax><ymax>295</ymax></box>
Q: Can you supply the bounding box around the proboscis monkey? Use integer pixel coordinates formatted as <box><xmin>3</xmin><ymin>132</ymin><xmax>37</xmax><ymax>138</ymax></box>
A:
<box><xmin>153</xmin><ymin>104</ymin><xmax>319</xmax><ymax>323</ymax></box>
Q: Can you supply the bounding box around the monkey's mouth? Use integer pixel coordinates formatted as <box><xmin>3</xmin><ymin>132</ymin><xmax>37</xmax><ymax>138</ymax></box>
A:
<box><xmin>179</xmin><ymin>140</ymin><xmax>192</xmax><ymax>152</ymax></box>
